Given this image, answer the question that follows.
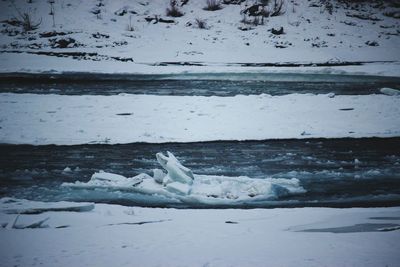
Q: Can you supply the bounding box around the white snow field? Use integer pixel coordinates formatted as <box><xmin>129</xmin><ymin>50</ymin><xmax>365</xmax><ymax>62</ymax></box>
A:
<box><xmin>0</xmin><ymin>198</ymin><xmax>399</xmax><ymax>267</ymax></box>
<box><xmin>1</xmin><ymin>52</ymin><xmax>400</xmax><ymax>78</ymax></box>
<box><xmin>0</xmin><ymin>0</ymin><xmax>399</xmax><ymax>75</ymax></box>
<box><xmin>0</xmin><ymin>92</ymin><xmax>399</xmax><ymax>145</ymax></box>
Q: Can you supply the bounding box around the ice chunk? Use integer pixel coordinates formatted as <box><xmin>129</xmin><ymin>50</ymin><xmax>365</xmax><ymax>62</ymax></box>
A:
<box><xmin>0</xmin><ymin>198</ymin><xmax>95</xmax><ymax>214</ymax></box>
<box><xmin>6</xmin><ymin>215</ymin><xmax>19</xmax><ymax>229</ymax></box>
<box><xmin>156</xmin><ymin>151</ymin><xmax>194</xmax><ymax>185</ymax></box>
<box><xmin>165</xmin><ymin>182</ymin><xmax>191</xmax><ymax>195</ymax></box>
<box><xmin>62</xmin><ymin>152</ymin><xmax>306</xmax><ymax>205</ymax></box>
<box><xmin>380</xmin><ymin>87</ymin><xmax>400</xmax><ymax>96</ymax></box>
<box><xmin>79</xmin><ymin>172</ymin><xmax>145</xmax><ymax>188</ymax></box>
<box><xmin>191</xmin><ymin>175</ymin><xmax>305</xmax><ymax>200</ymax></box>
<box><xmin>17</xmin><ymin>217</ymin><xmax>50</xmax><ymax>229</ymax></box>
<box><xmin>152</xmin><ymin>169</ymin><xmax>166</xmax><ymax>184</ymax></box>
<box><xmin>5</xmin><ymin>215</ymin><xmax>50</xmax><ymax>229</ymax></box>
<box><xmin>91</xmin><ymin>172</ymin><xmax>128</xmax><ymax>182</ymax></box>
<box><xmin>63</xmin><ymin>167</ymin><xmax>72</xmax><ymax>173</ymax></box>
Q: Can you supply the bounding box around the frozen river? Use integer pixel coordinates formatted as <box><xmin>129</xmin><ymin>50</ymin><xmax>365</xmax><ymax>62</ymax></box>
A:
<box><xmin>1</xmin><ymin>138</ymin><xmax>399</xmax><ymax>208</ymax></box>
<box><xmin>1</xmin><ymin>73</ymin><xmax>399</xmax><ymax>208</ymax></box>
<box><xmin>1</xmin><ymin>73</ymin><xmax>399</xmax><ymax>96</ymax></box>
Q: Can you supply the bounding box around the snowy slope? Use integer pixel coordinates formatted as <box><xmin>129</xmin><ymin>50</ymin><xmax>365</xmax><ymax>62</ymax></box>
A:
<box><xmin>0</xmin><ymin>92</ymin><xmax>399</xmax><ymax>145</ymax></box>
<box><xmin>0</xmin><ymin>0</ymin><xmax>399</xmax><ymax>74</ymax></box>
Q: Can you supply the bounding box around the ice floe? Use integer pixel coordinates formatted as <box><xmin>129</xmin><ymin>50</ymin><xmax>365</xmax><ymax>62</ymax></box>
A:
<box><xmin>62</xmin><ymin>152</ymin><xmax>306</xmax><ymax>205</ymax></box>
<box><xmin>0</xmin><ymin>197</ymin><xmax>95</xmax><ymax>214</ymax></box>
<box><xmin>380</xmin><ymin>87</ymin><xmax>400</xmax><ymax>96</ymax></box>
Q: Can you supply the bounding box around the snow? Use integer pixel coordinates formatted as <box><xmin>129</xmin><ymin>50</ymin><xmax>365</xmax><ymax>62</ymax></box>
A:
<box><xmin>0</xmin><ymin>198</ymin><xmax>399</xmax><ymax>267</ymax></box>
<box><xmin>0</xmin><ymin>0</ymin><xmax>399</xmax><ymax>76</ymax></box>
<box><xmin>0</xmin><ymin>92</ymin><xmax>399</xmax><ymax>145</ymax></box>
<box><xmin>62</xmin><ymin>151</ymin><xmax>305</xmax><ymax>205</ymax></box>
<box><xmin>1</xmin><ymin>1</ymin><xmax>399</xmax><ymax>265</ymax></box>
<box><xmin>1</xmin><ymin>52</ymin><xmax>400</xmax><ymax>77</ymax></box>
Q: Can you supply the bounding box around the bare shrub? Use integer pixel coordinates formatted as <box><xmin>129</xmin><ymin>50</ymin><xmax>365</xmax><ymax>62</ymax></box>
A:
<box><xmin>126</xmin><ymin>15</ymin><xmax>134</xmax><ymax>31</ymax></box>
<box><xmin>240</xmin><ymin>4</ymin><xmax>269</xmax><ymax>25</ymax></box>
<box><xmin>48</xmin><ymin>0</ymin><xmax>55</xmax><ymax>27</ymax></box>
<box><xmin>166</xmin><ymin>0</ymin><xmax>184</xmax><ymax>17</ymax></box>
<box><xmin>9</xmin><ymin>0</ymin><xmax>41</xmax><ymax>31</ymax></box>
<box><xmin>204</xmin><ymin>0</ymin><xmax>222</xmax><ymax>11</ymax></box>
<box><xmin>16</xmin><ymin>13</ymin><xmax>41</xmax><ymax>31</ymax></box>
<box><xmin>270</xmin><ymin>0</ymin><xmax>285</xmax><ymax>17</ymax></box>
<box><xmin>195</xmin><ymin>18</ymin><xmax>207</xmax><ymax>29</ymax></box>
<box><xmin>321</xmin><ymin>0</ymin><xmax>333</xmax><ymax>15</ymax></box>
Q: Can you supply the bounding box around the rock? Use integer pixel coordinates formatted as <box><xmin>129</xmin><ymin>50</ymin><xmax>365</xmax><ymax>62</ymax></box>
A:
<box><xmin>271</xmin><ymin>27</ymin><xmax>284</xmax><ymax>35</ymax></box>
<box><xmin>241</xmin><ymin>4</ymin><xmax>265</xmax><ymax>17</ymax></box>
<box><xmin>159</xmin><ymin>18</ymin><xmax>175</xmax><ymax>23</ymax></box>
<box><xmin>365</xmin><ymin>40</ymin><xmax>379</xmax><ymax>46</ymax></box>
<box><xmin>145</xmin><ymin>16</ymin><xmax>155</xmax><ymax>23</ymax></box>
<box><xmin>39</xmin><ymin>31</ymin><xmax>68</xmax><ymax>38</ymax></box>
<box><xmin>91</xmin><ymin>8</ymin><xmax>101</xmax><ymax>15</ymax></box>
<box><xmin>223</xmin><ymin>0</ymin><xmax>245</xmax><ymax>4</ymax></box>
<box><xmin>50</xmin><ymin>37</ymin><xmax>77</xmax><ymax>48</ymax></box>
<box><xmin>92</xmin><ymin>32</ymin><xmax>109</xmax><ymax>39</ymax></box>
<box><xmin>114</xmin><ymin>7</ymin><xmax>127</xmax><ymax>16</ymax></box>
<box><xmin>238</xmin><ymin>25</ymin><xmax>254</xmax><ymax>31</ymax></box>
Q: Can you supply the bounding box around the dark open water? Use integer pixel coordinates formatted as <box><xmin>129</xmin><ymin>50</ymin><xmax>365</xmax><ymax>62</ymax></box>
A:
<box><xmin>1</xmin><ymin>138</ymin><xmax>399</xmax><ymax>208</ymax></box>
<box><xmin>1</xmin><ymin>73</ymin><xmax>399</xmax><ymax>96</ymax></box>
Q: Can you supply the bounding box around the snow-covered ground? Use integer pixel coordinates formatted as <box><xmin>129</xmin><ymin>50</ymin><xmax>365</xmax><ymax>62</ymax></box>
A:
<box><xmin>0</xmin><ymin>92</ymin><xmax>399</xmax><ymax>145</ymax></box>
<box><xmin>1</xmin><ymin>198</ymin><xmax>399</xmax><ymax>267</ymax></box>
<box><xmin>2</xmin><ymin>52</ymin><xmax>400</xmax><ymax>77</ymax></box>
<box><xmin>0</xmin><ymin>0</ymin><xmax>399</xmax><ymax>74</ymax></box>
<box><xmin>1</xmin><ymin>1</ymin><xmax>400</xmax><ymax>266</ymax></box>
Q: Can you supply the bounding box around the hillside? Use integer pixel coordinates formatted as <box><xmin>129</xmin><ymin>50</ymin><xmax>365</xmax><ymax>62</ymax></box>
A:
<box><xmin>0</xmin><ymin>0</ymin><xmax>399</xmax><ymax>74</ymax></box>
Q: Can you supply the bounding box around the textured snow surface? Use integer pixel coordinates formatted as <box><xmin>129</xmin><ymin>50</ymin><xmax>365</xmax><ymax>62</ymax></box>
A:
<box><xmin>0</xmin><ymin>0</ymin><xmax>399</xmax><ymax>75</ymax></box>
<box><xmin>0</xmin><ymin>198</ymin><xmax>399</xmax><ymax>267</ymax></box>
<box><xmin>0</xmin><ymin>93</ymin><xmax>399</xmax><ymax>145</ymax></box>
<box><xmin>1</xmin><ymin>53</ymin><xmax>400</xmax><ymax>77</ymax></box>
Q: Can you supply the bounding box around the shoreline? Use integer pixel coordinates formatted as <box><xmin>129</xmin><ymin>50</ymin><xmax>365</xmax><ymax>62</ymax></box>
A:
<box><xmin>1</xmin><ymin>199</ymin><xmax>399</xmax><ymax>267</ymax></box>
<box><xmin>1</xmin><ymin>53</ymin><xmax>400</xmax><ymax>78</ymax></box>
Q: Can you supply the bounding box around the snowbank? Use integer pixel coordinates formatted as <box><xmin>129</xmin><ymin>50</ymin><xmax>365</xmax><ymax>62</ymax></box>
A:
<box><xmin>0</xmin><ymin>198</ymin><xmax>399</xmax><ymax>267</ymax></box>
<box><xmin>1</xmin><ymin>53</ymin><xmax>400</xmax><ymax>77</ymax></box>
<box><xmin>0</xmin><ymin>93</ymin><xmax>399</xmax><ymax>145</ymax></box>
